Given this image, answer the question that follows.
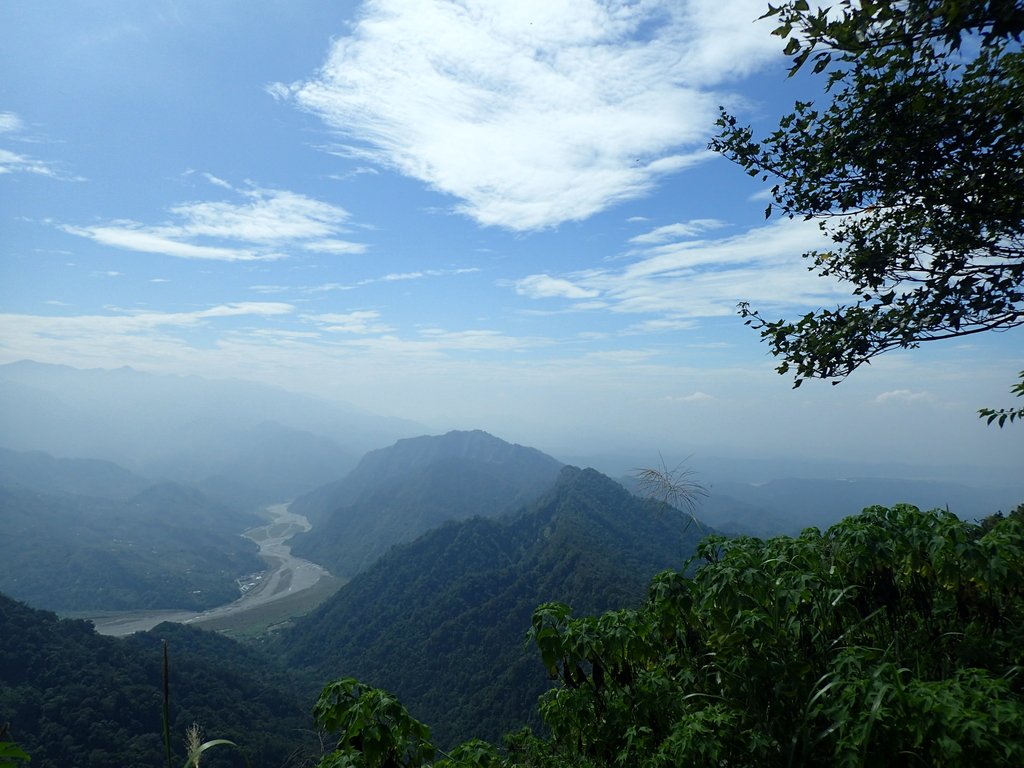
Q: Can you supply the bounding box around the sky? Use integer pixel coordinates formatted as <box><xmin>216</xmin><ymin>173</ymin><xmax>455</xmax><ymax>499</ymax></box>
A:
<box><xmin>2</xmin><ymin>0</ymin><xmax>1021</xmax><ymax>477</ymax></box>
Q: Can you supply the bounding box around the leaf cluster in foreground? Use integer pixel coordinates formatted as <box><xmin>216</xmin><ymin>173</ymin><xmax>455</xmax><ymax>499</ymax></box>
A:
<box><xmin>314</xmin><ymin>504</ymin><xmax>1024</xmax><ymax>767</ymax></box>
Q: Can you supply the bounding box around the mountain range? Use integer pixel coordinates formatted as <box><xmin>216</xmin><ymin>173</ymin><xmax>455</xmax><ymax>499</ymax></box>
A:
<box><xmin>694</xmin><ymin>475</ymin><xmax>1021</xmax><ymax>536</ymax></box>
<box><xmin>279</xmin><ymin>465</ymin><xmax>707</xmax><ymax>746</ymax></box>
<box><xmin>0</xmin><ymin>360</ymin><xmax>422</xmax><ymax>506</ymax></box>
<box><xmin>289</xmin><ymin>429</ymin><xmax>565</xmax><ymax>578</ymax></box>
<box><xmin>2</xmin><ymin>361</ymin><xmax>1021</xmax><ymax>762</ymax></box>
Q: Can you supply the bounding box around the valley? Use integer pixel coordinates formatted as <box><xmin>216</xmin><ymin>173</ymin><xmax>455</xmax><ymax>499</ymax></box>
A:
<box><xmin>1</xmin><ymin>363</ymin><xmax>1021</xmax><ymax>765</ymax></box>
<box><xmin>84</xmin><ymin>502</ymin><xmax>341</xmax><ymax>636</ymax></box>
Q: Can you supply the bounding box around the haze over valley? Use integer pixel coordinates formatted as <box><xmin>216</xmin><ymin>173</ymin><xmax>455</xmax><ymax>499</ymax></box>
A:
<box><xmin>0</xmin><ymin>358</ymin><xmax>1019</xmax><ymax>759</ymax></box>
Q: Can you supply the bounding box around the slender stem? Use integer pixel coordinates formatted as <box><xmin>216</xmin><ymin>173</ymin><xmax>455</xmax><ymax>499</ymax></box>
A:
<box><xmin>163</xmin><ymin>640</ymin><xmax>172</xmax><ymax>768</ymax></box>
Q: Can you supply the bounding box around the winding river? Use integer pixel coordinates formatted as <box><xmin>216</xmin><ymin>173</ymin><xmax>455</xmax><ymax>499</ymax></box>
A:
<box><xmin>87</xmin><ymin>502</ymin><xmax>331</xmax><ymax>637</ymax></box>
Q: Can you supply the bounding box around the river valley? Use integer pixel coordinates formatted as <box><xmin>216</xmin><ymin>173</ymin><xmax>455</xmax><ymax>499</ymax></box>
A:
<box><xmin>86</xmin><ymin>502</ymin><xmax>338</xmax><ymax>636</ymax></box>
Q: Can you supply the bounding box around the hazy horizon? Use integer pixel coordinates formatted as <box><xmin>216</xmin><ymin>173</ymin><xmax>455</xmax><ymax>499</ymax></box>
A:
<box><xmin>2</xmin><ymin>358</ymin><xmax>1021</xmax><ymax>499</ymax></box>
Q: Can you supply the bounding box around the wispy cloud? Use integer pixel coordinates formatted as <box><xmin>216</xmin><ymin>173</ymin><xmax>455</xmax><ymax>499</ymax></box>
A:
<box><xmin>302</xmin><ymin>239</ymin><xmax>368</xmax><ymax>255</ymax></box>
<box><xmin>512</xmin><ymin>217</ymin><xmax>844</xmax><ymax>324</ymax></box>
<box><xmin>0</xmin><ymin>112</ymin><xmax>25</xmax><ymax>133</ymax></box>
<box><xmin>622</xmin><ymin>317</ymin><xmax>699</xmax><ymax>334</ymax></box>
<box><xmin>873</xmin><ymin>389</ymin><xmax>935</xmax><ymax>405</ymax></box>
<box><xmin>65</xmin><ymin>225</ymin><xmax>266</xmax><ymax>262</ymax></box>
<box><xmin>0</xmin><ymin>148</ymin><xmax>60</xmax><ymax>177</ymax></box>
<box><xmin>327</xmin><ymin>165</ymin><xmax>381</xmax><ymax>181</ymax></box>
<box><xmin>0</xmin><ymin>302</ymin><xmax>294</xmax><ymax>336</ymax></box>
<box><xmin>309</xmin><ymin>266</ymin><xmax>480</xmax><ymax>292</ymax></box>
<box><xmin>0</xmin><ymin>111</ymin><xmax>81</xmax><ymax>179</ymax></box>
<box><xmin>414</xmin><ymin>327</ymin><xmax>545</xmax><ymax>352</ymax></box>
<box><xmin>249</xmin><ymin>284</ymin><xmax>293</xmax><ymax>294</ymax></box>
<box><xmin>275</xmin><ymin>0</ymin><xmax>782</xmax><ymax>230</ymax></box>
<box><xmin>202</xmin><ymin>172</ymin><xmax>234</xmax><ymax>189</ymax></box>
<box><xmin>515</xmin><ymin>274</ymin><xmax>600</xmax><ymax>300</ymax></box>
<box><xmin>665</xmin><ymin>390</ymin><xmax>714</xmax><ymax>402</ymax></box>
<box><xmin>629</xmin><ymin>218</ymin><xmax>725</xmax><ymax>245</ymax></box>
<box><xmin>304</xmin><ymin>310</ymin><xmax>394</xmax><ymax>334</ymax></box>
<box><xmin>62</xmin><ymin>184</ymin><xmax>366</xmax><ymax>261</ymax></box>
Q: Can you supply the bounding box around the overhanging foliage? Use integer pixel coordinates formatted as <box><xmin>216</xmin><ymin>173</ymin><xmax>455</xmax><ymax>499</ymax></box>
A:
<box><xmin>710</xmin><ymin>0</ymin><xmax>1024</xmax><ymax>388</ymax></box>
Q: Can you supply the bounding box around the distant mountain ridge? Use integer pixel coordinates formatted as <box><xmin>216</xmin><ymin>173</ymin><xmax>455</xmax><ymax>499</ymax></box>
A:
<box><xmin>280</xmin><ymin>465</ymin><xmax>707</xmax><ymax>746</ymax></box>
<box><xmin>290</xmin><ymin>430</ymin><xmax>565</xmax><ymax>577</ymax></box>
<box><xmin>697</xmin><ymin>476</ymin><xmax>1023</xmax><ymax>536</ymax></box>
<box><xmin>0</xmin><ymin>359</ymin><xmax>423</xmax><ymax>505</ymax></box>
<box><xmin>0</xmin><ymin>447</ymin><xmax>153</xmax><ymax>499</ymax></box>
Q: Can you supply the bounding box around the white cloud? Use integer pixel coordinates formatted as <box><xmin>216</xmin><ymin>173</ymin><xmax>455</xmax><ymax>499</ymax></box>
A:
<box><xmin>302</xmin><ymin>239</ymin><xmax>369</xmax><ymax>255</ymax></box>
<box><xmin>0</xmin><ymin>113</ymin><xmax>81</xmax><ymax>179</ymax></box>
<box><xmin>513</xmin><ymin>217</ymin><xmax>844</xmax><ymax>321</ymax></box>
<box><xmin>358</xmin><ymin>267</ymin><xmax>480</xmax><ymax>286</ymax></box>
<box><xmin>196</xmin><ymin>302</ymin><xmax>293</xmax><ymax>318</ymax></box>
<box><xmin>304</xmin><ymin>310</ymin><xmax>394</xmax><ymax>334</ymax></box>
<box><xmin>629</xmin><ymin>219</ymin><xmax>725</xmax><ymax>245</ymax></box>
<box><xmin>874</xmin><ymin>389</ymin><xmax>935</xmax><ymax>405</ymax></box>
<box><xmin>515</xmin><ymin>274</ymin><xmax>599</xmax><ymax>299</ymax></box>
<box><xmin>0</xmin><ymin>148</ymin><xmax>61</xmax><ymax>178</ymax></box>
<box><xmin>202</xmin><ymin>172</ymin><xmax>234</xmax><ymax>190</ymax></box>
<box><xmin>61</xmin><ymin>185</ymin><xmax>366</xmax><ymax>262</ymax></box>
<box><xmin>415</xmin><ymin>327</ymin><xmax>544</xmax><ymax>351</ymax></box>
<box><xmin>264</xmin><ymin>82</ymin><xmax>291</xmax><ymax>101</ymax></box>
<box><xmin>170</xmin><ymin>188</ymin><xmax>350</xmax><ymax>242</ymax></box>
<box><xmin>667</xmin><ymin>390</ymin><xmax>714</xmax><ymax>402</ymax></box>
<box><xmin>66</xmin><ymin>225</ymin><xmax>267</xmax><ymax>262</ymax></box>
<box><xmin>0</xmin><ymin>302</ymin><xmax>294</xmax><ymax>336</ymax></box>
<box><xmin>0</xmin><ymin>112</ymin><xmax>25</xmax><ymax>133</ymax></box>
<box><xmin>622</xmin><ymin>317</ymin><xmax>699</xmax><ymax>334</ymax></box>
<box><xmin>328</xmin><ymin>165</ymin><xmax>381</xmax><ymax>181</ymax></box>
<box><xmin>279</xmin><ymin>0</ymin><xmax>783</xmax><ymax>230</ymax></box>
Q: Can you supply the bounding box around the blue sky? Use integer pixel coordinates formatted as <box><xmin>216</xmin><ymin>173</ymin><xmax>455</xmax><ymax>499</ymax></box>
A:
<box><xmin>2</xmin><ymin>0</ymin><xmax>1021</xmax><ymax>475</ymax></box>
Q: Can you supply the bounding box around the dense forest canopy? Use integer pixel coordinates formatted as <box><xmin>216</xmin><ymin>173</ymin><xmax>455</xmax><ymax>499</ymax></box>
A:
<box><xmin>313</xmin><ymin>504</ymin><xmax>1024</xmax><ymax>767</ymax></box>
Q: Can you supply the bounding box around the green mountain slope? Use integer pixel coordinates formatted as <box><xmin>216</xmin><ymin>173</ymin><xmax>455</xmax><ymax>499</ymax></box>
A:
<box><xmin>0</xmin><ymin>447</ymin><xmax>153</xmax><ymax>499</ymax></box>
<box><xmin>0</xmin><ymin>593</ymin><xmax>315</xmax><ymax>768</ymax></box>
<box><xmin>279</xmin><ymin>466</ymin><xmax>706</xmax><ymax>747</ymax></box>
<box><xmin>0</xmin><ymin>482</ymin><xmax>263</xmax><ymax>611</ymax></box>
<box><xmin>290</xmin><ymin>430</ymin><xmax>564</xmax><ymax>577</ymax></box>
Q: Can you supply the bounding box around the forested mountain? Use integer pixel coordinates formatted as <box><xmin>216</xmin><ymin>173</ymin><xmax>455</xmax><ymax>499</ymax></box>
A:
<box><xmin>0</xmin><ymin>481</ymin><xmax>263</xmax><ymax>611</ymax></box>
<box><xmin>0</xmin><ymin>593</ymin><xmax>316</xmax><ymax>768</ymax></box>
<box><xmin>0</xmin><ymin>447</ymin><xmax>153</xmax><ymax>499</ymax></box>
<box><xmin>304</xmin><ymin>506</ymin><xmax>1024</xmax><ymax>768</ymax></box>
<box><xmin>289</xmin><ymin>430</ymin><xmax>565</xmax><ymax>577</ymax></box>
<box><xmin>279</xmin><ymin>465</ymin><xmax>706</xmax><ymax>746</ymax></box>
<box><xmin>0</xmin><ymin>360</ymin><xmax>422</xmax><ymax>505</ymax></box>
